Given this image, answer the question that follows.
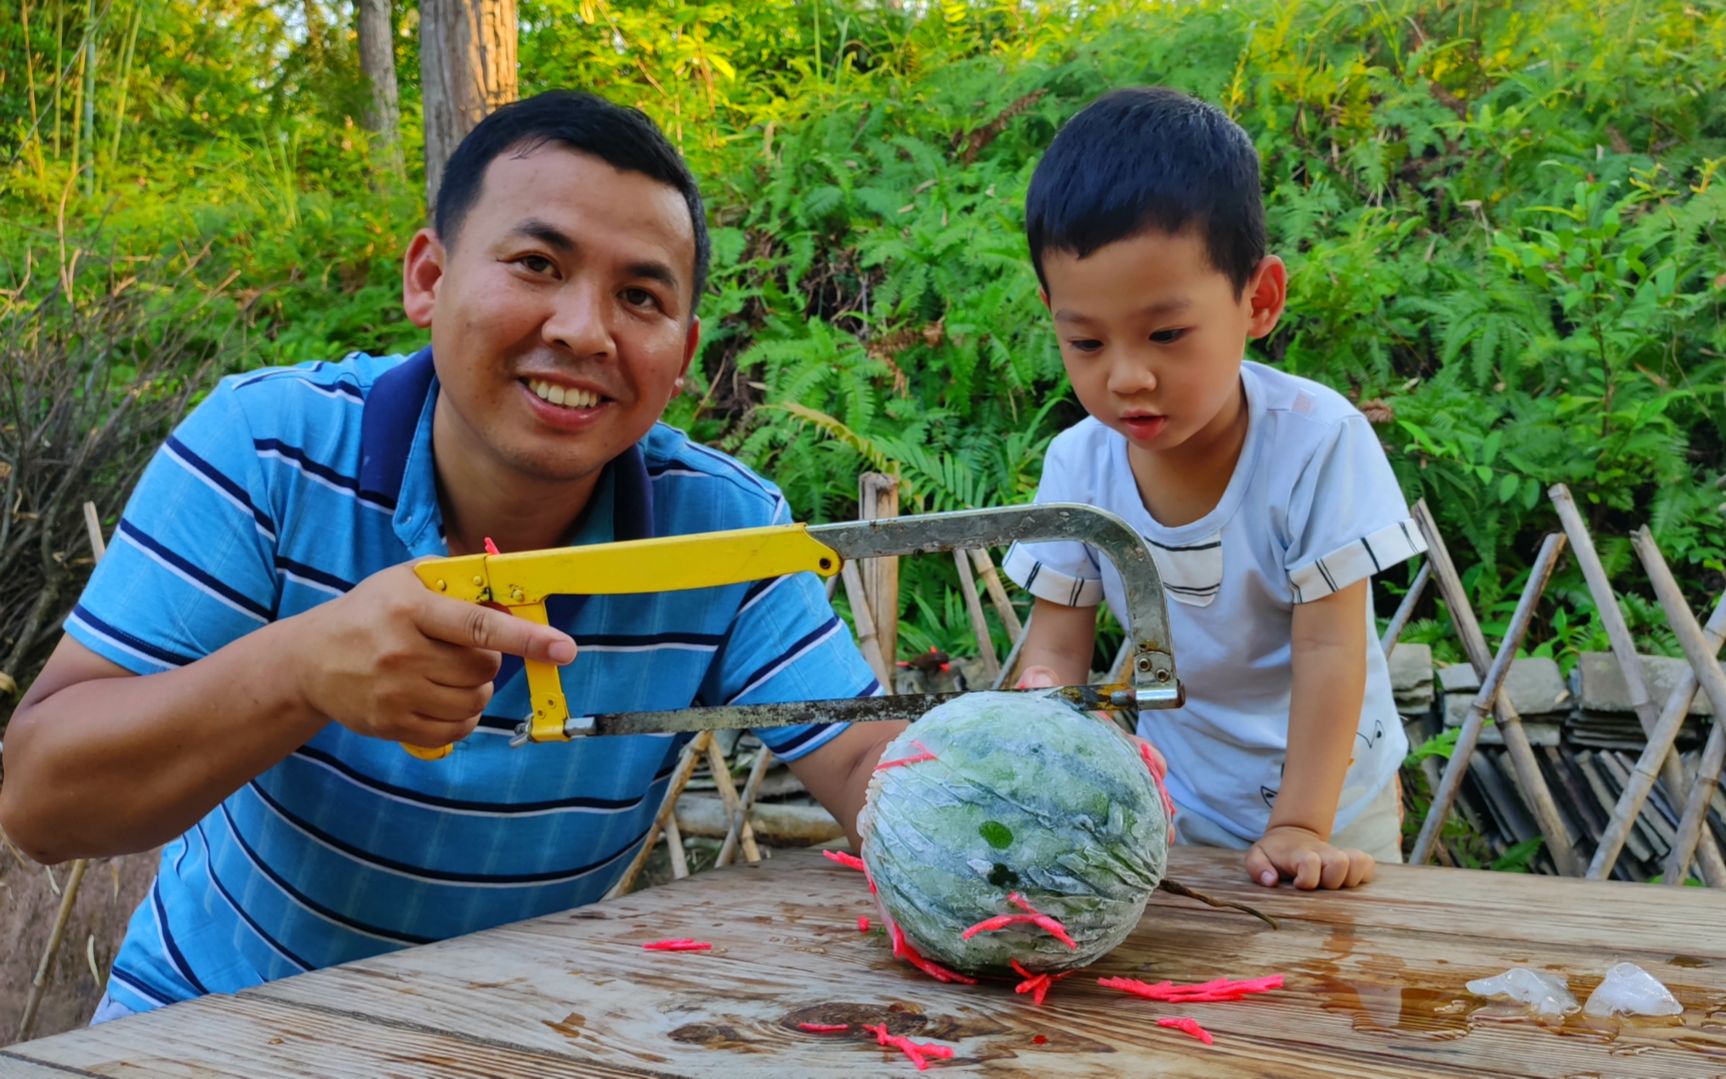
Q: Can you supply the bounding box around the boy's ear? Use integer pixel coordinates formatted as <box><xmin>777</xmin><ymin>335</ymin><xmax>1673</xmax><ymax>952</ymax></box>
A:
<box><xmin>1038</xmin><ymin>287</ymin><xmax>1050</xmax><ymax>312</ymax></box>
<box><xmin>402</xmin><ymin>228</ymin><xmax>445</xmax><ymax>329</ymax></box>
<box><xmin>1244</xmin><ymin>255</ymin><xmax>1287</xmax><ymax>340</ymax></box>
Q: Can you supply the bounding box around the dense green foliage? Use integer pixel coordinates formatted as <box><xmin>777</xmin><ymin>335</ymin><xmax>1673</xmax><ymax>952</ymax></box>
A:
<box><xmin>3</xmin><ymin>0</ymin><xmax>1723</xmax><ymax>674</ymax></box>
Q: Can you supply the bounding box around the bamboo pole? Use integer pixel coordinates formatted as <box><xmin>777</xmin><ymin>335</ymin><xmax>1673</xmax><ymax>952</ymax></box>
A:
<box><xmin>858</xmin><ymin>474</ymin><xmax>900</xmax><ymax>671</ymax></box>
<box><xmin>676</xmin><ymin>796</ymin><xmax>843</xmax><ymax>844</ymax></box>
<box><xmin>1410</xmin><ymin>529</ymin><xmax>1569</xmax><ymax>868</ymax></box>
<box><xmin>703</xmin><ymin>736</ymin><xmax>760</xmax><ymax>864</ymax></box>
<box><xmin>969</xmin><ymin>548</ymin><xmax>1024</xmax><ymax>643</ymax></box>
<box><xmin>993</xmin><ymin>607</ymin><xmax>1033</xmax><ymax>690</ymax></box>
<box><xmin>1631</xmin><ymin>528</ymin><xmax>1726</xmax><ymax>886</ymax></box>
<box><xmin>952</xmin><ymin>549</ymin><xmax>1000</xmax><ymax>684</ymax></box>
<box><xmin>662</xmin><ymin>815</ymin><xmax>689</xmax><ymax>880</ymax></box>
<box><xmin>1379</xmin><ymin>561</ymin><xmax>1430</xmax><ymax>654</ymax></box>
<box><xmin>716</xmin><ymin>747</ymin><xmax>776</xmax><ymax>869</ymax></box>
<box><xmin>1411</xmin><ymin>503</ymin><xmax>1581</xmax><ymax>874</ymax></box>
<box><xmin>21</xmin><ymin>0</ymin><xmax>47</xmax><ymax>181</ymax></box>
<box><xmin>606</xmin><ymin>730</ymin><xmax>713</xmax><ymax>900</ymax></box>
<box><xmin>840</xmin><ymin>560</ymin><xmax>894</xmax><ymax>690</ymax></box>
<box><xmin>1549</xmin><ymin>485</ymin><xmax>1723</xmax><ymax>880</ymax></box>
<box><xmin>1588</xmin><ymin>589</ymin><xmax>1726</xmax><ymax>882</ymax></box>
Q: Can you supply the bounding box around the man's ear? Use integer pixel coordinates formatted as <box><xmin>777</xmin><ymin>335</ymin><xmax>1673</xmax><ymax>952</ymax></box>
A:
<box><xmin>1245</xmin><ymin>254</ymin><xmax>1287</xmax><ymax>340</ymax></box>
<box><xmin>680</xmin><ymin>316</ymin><xmax>701</xmax><ymax>381</ymax></box>
<box><xmin>402</xmin><ymin>228</ymin><xmax>445</xmax><ymax>329</ymax></box>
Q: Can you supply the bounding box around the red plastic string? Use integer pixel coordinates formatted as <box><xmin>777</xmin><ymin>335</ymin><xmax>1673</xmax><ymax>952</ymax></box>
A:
<box><xmin>886</xmin><ymin>921</ymin><xmax>977</xmax><ymax>985</ymax></box>
<box><xmin>1005</xmin><ymin>893</ymin><xmax>1077</xmax><ymax>949</ymax></box>
<box><xmin>1098</xmin><ymin>974</ymin><xmax>1284</xmax><ymax>1003</ymax></box>
<box><xmin>1157</xmin><ymin>1016</ymin><xmax>1215</xmax><ymax>1045</ymax></box>
<box><xmin>640</xmin><ymin>939</ymin><xmax>712</xmax><ymax>952</ymax></box>
<box><xmin>1009</xmin><ymin>960</ymin><xmax>1077</xmax><ymax>1007</ymax></box>
<box><xmin>822</xmin><ymin>849</ymin><xmax>867</xmax><ymax>872</ymax></box>
<box><xmin>875</xmin><ymin>740</ymin><xmax>939</xmax><ymax>771</ymax></box>
<box><xmin>858</xmin><ymin>916</ymin><xmax>872</xmax><ymax>933</ymax></box>
<box><xmin>1139</xmin><ymin>741</ymin><xmax>1177</xmax><ymax>823</ymax></box>
<box><xmin>862</xmin><ymin>1023</ymin><xmax>956</xmax><ymax>1070</ymax></box>
<box><xmin>797</xmin><ymin>1022</ymin><xmax>851</xmax><ymax>1033</ymax></box>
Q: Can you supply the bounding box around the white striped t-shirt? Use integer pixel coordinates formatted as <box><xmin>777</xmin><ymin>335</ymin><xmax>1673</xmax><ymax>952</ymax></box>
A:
<box><xmin>1005</xmin><ymin>361</ymin><xmax>1425</xmax><ymax>843</ymax></box>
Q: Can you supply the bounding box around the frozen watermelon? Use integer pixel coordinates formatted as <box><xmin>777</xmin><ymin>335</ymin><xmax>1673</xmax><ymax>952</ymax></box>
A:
<box><xmin>857</xmin><ymin>690</ymin><xmax>1169</xmax><ymax>976</ymax></box>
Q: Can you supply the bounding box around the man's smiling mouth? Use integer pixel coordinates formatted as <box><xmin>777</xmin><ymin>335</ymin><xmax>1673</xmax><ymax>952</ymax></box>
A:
<box><xmin>526</xmin><ymin>378</ymin><xmax>605</xmax><ymax>409</ymax></box>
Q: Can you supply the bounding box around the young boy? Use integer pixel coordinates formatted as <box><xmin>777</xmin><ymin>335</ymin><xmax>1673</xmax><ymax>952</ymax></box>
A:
<box><xmin>1005</xmin><ymin>87</ymin><xmax>1425</xmax><ymax>891</ymax></box>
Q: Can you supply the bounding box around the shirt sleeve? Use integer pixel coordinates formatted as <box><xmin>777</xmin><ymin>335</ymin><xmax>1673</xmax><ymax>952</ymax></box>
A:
<box><xmin>706</xmin><ymin>496</ymin><xmax>881</xmax><ymax>763</ymax></box>
<box><xmin>1001</xmin><ymin>435</ymin><xmax>1105</xmax><ymax>608</ymax></box>
<box><xmin>1283</xmin><ymin>413</ymin><xmax>1426</xmax><ymax>604</ymax></box>
<box><xmin>65</xmin><ymin>377</ymin><xmax>282</xmax><ymax>673</ymax></box>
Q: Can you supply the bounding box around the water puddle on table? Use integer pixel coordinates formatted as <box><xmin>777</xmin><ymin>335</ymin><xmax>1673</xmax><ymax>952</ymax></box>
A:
<box><xmin>1298</xmin><ymin>953</ymin><xmax>1726</xmax><ymax>1062</ymax></box>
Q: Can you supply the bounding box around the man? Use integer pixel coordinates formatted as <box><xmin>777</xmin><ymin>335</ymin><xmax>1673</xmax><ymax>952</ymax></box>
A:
<box><xmin>0</xmin><ymin>90</ymin><xmax>902</xmax><ymax>1019</ymax></box>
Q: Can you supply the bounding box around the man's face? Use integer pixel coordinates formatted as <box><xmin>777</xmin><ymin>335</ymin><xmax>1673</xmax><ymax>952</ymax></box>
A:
<box><xmin>404</xmin><ymin>144</ymin><xmax>699</xmax><ymax>489</ymax></box>
<box><xmin>1041</xmin><ymin>227</ymin><xmax>1282</xmax><ymax>462</ymax></box>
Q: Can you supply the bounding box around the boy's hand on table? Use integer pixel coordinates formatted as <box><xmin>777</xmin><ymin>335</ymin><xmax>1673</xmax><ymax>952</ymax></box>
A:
<box><xmin>1247</xmin><ymin>825</ymin><xmax>1374</xmax><ymax>890</ymax></box>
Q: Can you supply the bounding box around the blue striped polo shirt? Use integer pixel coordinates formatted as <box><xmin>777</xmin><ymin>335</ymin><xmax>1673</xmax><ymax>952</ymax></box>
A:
<box><xmin>67</xmin><ymin>349</ymin><xmax>878</xmax><ymax>1013</ymax></box>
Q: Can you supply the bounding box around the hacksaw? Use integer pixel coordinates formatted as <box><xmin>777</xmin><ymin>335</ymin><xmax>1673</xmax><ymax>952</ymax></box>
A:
<box><xmin>407</xmin><ymin>503</ymin><xmax>1181</xmax><ymax>759</ymax></box>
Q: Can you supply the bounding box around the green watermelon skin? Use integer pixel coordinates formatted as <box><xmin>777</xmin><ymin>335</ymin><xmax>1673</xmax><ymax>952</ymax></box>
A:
<box><xmin>857</xmin><ymin>691</ymin><xmax>1169</xmax><ymax>976</ymax></box>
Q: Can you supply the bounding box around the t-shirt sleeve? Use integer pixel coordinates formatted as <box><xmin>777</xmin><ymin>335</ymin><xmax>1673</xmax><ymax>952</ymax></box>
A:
<box><xmin>1001</xmin><ymin>436</ymin><xmax>1105</xmax><ymax>608</ymax></box>
<box><xmin>64</xmin><ymin>378</ymin><xmax>282</xmax><ymax>673</ymax></box>
<box><xmin>706</xmin><ymin>495</ymin><xmax>881</xmax><ymax>763</ymax></box>
<box><xmin>1283</xmin><ymin>413</ymin><xmax>1426</xmax><ymax>603</ymax></box>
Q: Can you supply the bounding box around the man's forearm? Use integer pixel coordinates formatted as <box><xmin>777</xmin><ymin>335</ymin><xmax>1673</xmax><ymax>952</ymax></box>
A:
<box><xmin>787</xmin><ymin>721</ymin><xmax>902</xmax><ymax>849</ymax></box>
<box><xmin>0</xmin><ymin>621</ymin><xmax>327</xmax><ymax>863</ymax></box>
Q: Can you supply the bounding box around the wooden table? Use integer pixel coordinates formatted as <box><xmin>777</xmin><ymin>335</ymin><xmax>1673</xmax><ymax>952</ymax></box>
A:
<box><xmin>6</xmin><ymin>848</ymin><xmax>1725</xmax><ymax>1077</ymax></box>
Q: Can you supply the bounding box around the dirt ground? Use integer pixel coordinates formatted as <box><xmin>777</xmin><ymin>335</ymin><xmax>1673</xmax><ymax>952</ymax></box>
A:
<box><xmin>1</xmin><ymin>845</ymin><xmax>159</xmax><ymax>1046</ymax></box>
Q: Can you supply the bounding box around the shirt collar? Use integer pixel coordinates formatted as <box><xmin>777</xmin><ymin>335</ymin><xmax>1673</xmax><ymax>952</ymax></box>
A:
<box><xmin>357</xmin><ymin>347</ymin><xmax>657</xmax><ymax>556</ymax></box>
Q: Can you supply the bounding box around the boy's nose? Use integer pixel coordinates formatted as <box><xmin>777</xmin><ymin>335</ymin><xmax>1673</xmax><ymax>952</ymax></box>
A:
<box><xmin>542</xmin><ymin>282</ymin><xmax>615</xmax><ymax>358</ymax></box>
<box><xmin>1107</xmin><ymin>354</ymin><xmax>1158</xmax><ymax>396</ymax></box>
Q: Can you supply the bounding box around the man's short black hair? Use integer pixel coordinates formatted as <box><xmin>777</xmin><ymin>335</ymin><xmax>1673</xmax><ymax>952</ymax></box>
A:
<box><xmin>434</xmin><ymin>89</ymin><xmax>711</xmax><ymax>308</ymax></box>
<box><xmin>1025</xmin><ymin>87</ymin><xmax>1265</xmax><ymax>296</ymax></box>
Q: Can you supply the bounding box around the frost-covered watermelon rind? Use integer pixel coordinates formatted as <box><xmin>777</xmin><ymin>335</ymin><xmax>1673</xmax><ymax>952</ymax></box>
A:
<box><xmin>857</xmin><ymin>691</ymin><xmax>1169</xmax><ymax>975</ymax></box>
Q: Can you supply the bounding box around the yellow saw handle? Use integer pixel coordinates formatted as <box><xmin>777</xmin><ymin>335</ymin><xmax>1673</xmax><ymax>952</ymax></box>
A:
<box><xmin>400</xmin><ymin>525</ymin><xmax>843</xmax><ymax>759</ymax></box>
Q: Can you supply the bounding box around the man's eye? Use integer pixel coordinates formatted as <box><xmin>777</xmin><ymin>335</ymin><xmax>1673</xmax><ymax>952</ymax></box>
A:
<box><xmin>622</xmin><ymin>287</ymin><xmax>660</xmax><ymax>310</ymax></box>
<box><xmin>1150</xmin><ymin>328</ymin><xmax>1187</xmax><ymax>344</ymax></box>
<box><xmin>517</xmin><ymin>255</ymin><xmax>556</xmax><ymax>275</ymax></box>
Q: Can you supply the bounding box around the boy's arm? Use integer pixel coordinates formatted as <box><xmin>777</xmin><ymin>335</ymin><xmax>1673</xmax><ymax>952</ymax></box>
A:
<box><xmin>1014</xmin><ymin>598</ymin><xmax>1099</xmax><ymax>686</ymax></box>
<box><xmin>1246</xmin><ymin>579</ymin><xmax>1376</xmax><ymax>891</ymax></box>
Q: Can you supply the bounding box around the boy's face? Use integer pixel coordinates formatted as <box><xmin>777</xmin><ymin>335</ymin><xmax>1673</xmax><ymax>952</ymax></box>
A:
<box><xmin>1041</xmin><ymin>227</ymin><xmax>1283</xmax><ymax>462</ymax></box>
<box><xmin>403</xmin><ymin>144</ymin><xmax>700</xmax><ymax>490</ymax></box>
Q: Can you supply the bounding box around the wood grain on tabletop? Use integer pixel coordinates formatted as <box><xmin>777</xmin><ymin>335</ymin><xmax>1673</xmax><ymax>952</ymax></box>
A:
<box><xmin>5</xmin><ymin>848</ymin><xmax>1725</xmax><ymax>1079</ymax></box>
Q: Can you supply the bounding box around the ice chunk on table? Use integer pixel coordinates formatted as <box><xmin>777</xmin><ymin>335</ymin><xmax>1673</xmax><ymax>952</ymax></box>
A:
<box><xmin>1583</xmin><ymin>962</ymin><xmax>1683</xmax><ymax>1018</ymax></box>
<box><xmin>1465</xmin><ymin>967</ymin><xmax>1578</xmax><ymax>1018</ymax></box>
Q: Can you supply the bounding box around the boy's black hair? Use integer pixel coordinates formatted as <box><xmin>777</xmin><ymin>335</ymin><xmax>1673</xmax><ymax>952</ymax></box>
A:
<box><xmin>1025</xmin><ymin>87</ymin><xmax>1265</xmax><ymax>296</ymax></box>
<box><xmin>434</xmin><ymin>89</ymin><xmax>711</xmax><ymax>307</ymax></box>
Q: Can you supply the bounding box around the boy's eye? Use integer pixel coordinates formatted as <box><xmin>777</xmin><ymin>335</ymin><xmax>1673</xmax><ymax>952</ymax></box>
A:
<box><xmin>1150</xmin><ymin>328</ymin><xmax>1187</xmax><ymax>344</ymax></box>
<box><xmin>1067</xmin><ymin>338</ymin><xmax>1103</xmax><ymax>353</ymax></box>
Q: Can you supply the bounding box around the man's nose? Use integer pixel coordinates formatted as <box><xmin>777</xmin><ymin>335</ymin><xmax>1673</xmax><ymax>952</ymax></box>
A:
<box><xmin>542</xmin><ymin>281</ymin><xmax>614</xmax><ymax>357</ymax></box>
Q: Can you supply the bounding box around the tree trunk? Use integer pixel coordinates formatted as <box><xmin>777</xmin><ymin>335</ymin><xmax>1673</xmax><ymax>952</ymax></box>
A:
<box><xmin>419</xmin><ymin>0</ymin><xmax>518</xmax><ymax>216</ymax></box>
<box><xmin>356</xmin><ymin>0</ymin><xmax>404</xmax><ymax>179</ymax></box>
